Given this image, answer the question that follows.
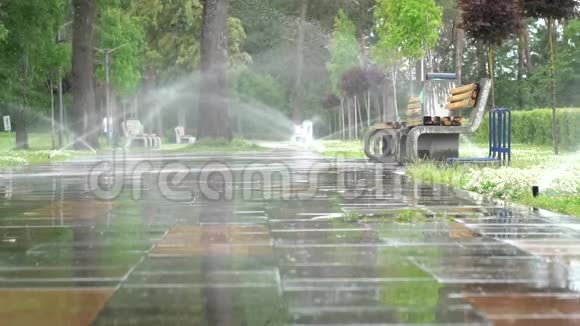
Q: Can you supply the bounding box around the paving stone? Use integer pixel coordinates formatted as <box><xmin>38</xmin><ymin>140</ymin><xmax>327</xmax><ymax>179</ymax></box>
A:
<box><xmin>1</xmin><ymin>151</ymin><xmax>579</xmax><ymax>325</ymax></box>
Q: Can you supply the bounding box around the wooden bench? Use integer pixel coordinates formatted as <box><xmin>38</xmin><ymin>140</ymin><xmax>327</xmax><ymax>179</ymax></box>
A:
<box><xmin>399</xmin><ymin>78</ymin><xmax>491</xmax><ymax>162</ymax></box>
<box><xmin>447</xmin><ymin>83</ymin><xmax>480</xmax><ymax>113</ymax></box>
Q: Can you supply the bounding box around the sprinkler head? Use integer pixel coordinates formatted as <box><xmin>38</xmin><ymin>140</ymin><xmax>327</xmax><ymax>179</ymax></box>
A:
<box><xmin>532</xmin><ymin>186</ymin><xmax>540</xmax><ymax>198</ymax></box>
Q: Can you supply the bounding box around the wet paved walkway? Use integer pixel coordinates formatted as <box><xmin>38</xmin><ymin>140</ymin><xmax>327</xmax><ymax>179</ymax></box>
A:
<box><xmin>0</xmin><ymin>150</ymin><xmax>579</xmax><ymax>325</ymax></box>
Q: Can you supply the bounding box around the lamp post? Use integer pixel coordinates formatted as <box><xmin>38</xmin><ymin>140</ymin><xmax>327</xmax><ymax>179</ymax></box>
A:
<box><xmin>96</xmin><ymin>44</ymin><xmax>128</xmax><ymax>147</ymax></box>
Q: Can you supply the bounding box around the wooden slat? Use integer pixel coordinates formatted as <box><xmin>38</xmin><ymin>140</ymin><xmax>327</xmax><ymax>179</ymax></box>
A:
<box><xmin>451</xmin><ymin>83</ymin><xmax>477</xmax><ymax>95</ymax></box>
<box><xmin>407</xmin><ymin>108</ymin><xmax>421</xmax><ymax>115</ymax></box>
<box><xmin>406</xmin><ymin>119</ymin><xmax>423</xmax><ymax>127</ymax></box>
<box><xmin>447</xmin><ymin>99</ymin><xmax>476</xmax><ymax>111</ymax></box>
<box><xmin>409</xmin><ymin>97</ymin><xmax>420</xmax><ymax>103</ymax></box>
<box><xmin>448</xmin><ymin>91</ymin><xmax>475</xmax><ymax>103</ymax></box>
<box><xmin>371</xmin><ymin>122</ymin><xmax>401</xmax><ymax>130</ymax></box>
<box><xmin>371</xmin><ymin>123</ymin><xmax>389</xmax><ymax>130</ymax></box>
<box><xmin>407</xmin><ymin>103</ymin><xmax>421</xmax><ymax>110</ymax></box>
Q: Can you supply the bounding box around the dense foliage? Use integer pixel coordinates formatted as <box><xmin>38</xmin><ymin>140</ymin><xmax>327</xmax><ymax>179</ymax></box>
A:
<box><xmin>0</xmin><ymin>0</ymin><xmax>579</xmax><ymax>145</ymax></box>
<box><xmin>459</xmin><ymin>0</ymin><xmax>522</xmax><ymax>46</ymax></box>
<box><xmin>327</xmin><ymin>10</ymin><xmax>360</xmax><ymax>95</ymax></box>
<box><xmin>97</xmin><ymin>6</ymin><xmax>145</xmax><ymax>95</ymax></box>
<box><xmin>473</xmin><ymin>108</ymin><xmax>580</xmax><ymax>148</ymax></box>
<box><xmin>374</xmin><ymin>0</ymin><xmax>443</xmax><ymax>59</ymax></box>
<box><xmin>522</xmin><ymin>0</ymin><xmax>578</xmax><ymax>19</ymax></box>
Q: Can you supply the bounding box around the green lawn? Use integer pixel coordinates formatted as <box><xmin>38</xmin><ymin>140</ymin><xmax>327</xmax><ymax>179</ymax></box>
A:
<box><xmin>318</xmin><ymin>140</ymin><xmax>580</xmax><ymax>217</ymax></box>
<box><xmin>0</xmin><ymin>132</ymin><xmax>94</xmax><ymax>168</ymax></box>
<box><xmin>318</xmin><ymin>140</ymin><xmax>366</xmax><ymax>159</ymax></box>
<box><xmin>0</xmin><ymin>131</ymin><xmax>56</xmax><ymax>150</ymax></box>
<box><xmin>1</xmin><ymin>133</ymin><xmax>266</xmax><ymax>167</ymax></box>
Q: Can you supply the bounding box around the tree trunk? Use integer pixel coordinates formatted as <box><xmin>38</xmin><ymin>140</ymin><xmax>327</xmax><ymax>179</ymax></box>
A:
<box><xmin>454</xmin><ymin>12</ymin><xmax>465</xmax><ymax>84</ymax></box>
<box><xmin>517</xmin><ymin>27</ymin><xmax>526</xmax><ymax>110</ymax></box>
<box><xmin>14</xmin><ymin>107</ymin><xmax>28</xmax><ymax>149</ymax></box>
<box><xmin>385</xmin><ymin>77</ymin><xmax>396</xmax><ymax>122</ymax></box>
<box><xmin>15</xmin><ymin>55</ymin><xmax>31</xmax><ymax>149</ymax></box>
<box><xmin>522</xmin><ymin>23</ymin><xmax>532</xmax><ymax>72</ymax></box>
<box><xmin>415</xmin><ymin>59</ymin><xmax>423</xmax><ymax>84</ymax></box>
<box><xmin>411</xmin><ymin>60</ymin><xmax>422</xmax><ymax>96</ymax></box>
<box><xmin>335</xmin><ymin>110</ymin><xmax>339</xmax><ymax>138</ymax></box>
<box><xmin>366</xmin><ymin>91</ymin><xmax>371</xmax><ymax>127</ymax></box>
<box><xmin>340</xmin><ymin>98</ymin><xmax>345</xmax><ymax>140</ymax></box>
<box><xmin>198</xmin><ymin>0</ymin><xmax>231</xmax><ymax>140</ymax></box>
<box><xmin>142</xmin><ymin>68</ymin><xmax>163</xmax><ymax>136</ymax></box>
<box><xmin>488</xmin><ymin>44</ymin><xmax>496</xmax><ymax>109</ymax></box>
<box><xmin>374</xmin><ymin>92</ymin><xmax>381</xmax><ymax>123</ymax></box>
<box><xmin>357</xmin><ymin>97</ymin><xmax>361</xmax><ymax>137</ymax></box>
<box><xmin>392</xmin><ymin>67</ymin><xmax>399</xmax><ymax>121</ymax></box>
<box><xmin>347</xmin><ymin>98</ymin><xmax>352</xmax><ymax>140</ymax></box>
<box><xmin>382</xmin><ymin>85</ymin><xmax>387</xmax><ymax>121</ymax></box>
<box><xmin>71</xmin><ymin>0</ymin><xmax>98</xmax><ymax>150</ymax></box>
<box><xmin>354</xmin><ymin>96</ymin><xmax>358</xmax><ymax>139</ymax></box>
<box><xmin>476</xmin><ymin>41</ymin><xmax>487</xmax><ymax>80</ymax></box>
<box><xmin>548</xmin><ymin>18</ymin><xmax>559</xmax><ymax>155</ymax></box>
<box><xmin>291</xmin><ymin>0</ymin><xmax>307</xmax><ymax>125</ymax></box>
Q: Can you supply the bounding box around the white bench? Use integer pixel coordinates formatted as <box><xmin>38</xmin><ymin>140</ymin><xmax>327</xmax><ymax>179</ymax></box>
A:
<box><xmin>175</xmin><ymin>126</ymin><xmax>196</xmax><ymax>144</ymax></box>
<box><xmin>122</xmin><ymin>120</ymin><xmax>161</xmax><ymax>149</ymax></box>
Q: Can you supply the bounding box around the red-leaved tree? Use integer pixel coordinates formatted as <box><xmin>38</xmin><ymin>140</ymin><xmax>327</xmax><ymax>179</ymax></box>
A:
<box><xmin>459</xmin><ymin>0</ymin><xmax>523</xmax><ymax>107</ymax></box>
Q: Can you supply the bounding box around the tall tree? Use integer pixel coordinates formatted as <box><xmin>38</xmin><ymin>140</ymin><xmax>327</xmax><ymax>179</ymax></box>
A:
<box><xmin>327</xmin><ymin>10</ymin><xmax>360</xmax><ymax>95</ymax></box>
<box><xmin>132</xmin><ymin>0</ymin><xmax>202</xmax><ymax>135</ymax></box>
<box><xmin>71</xmin><ymin>0</ymin><xmax>98</xmax><ymax>149</ymax></box>
<box><xmin>0</xmin><ymin>0</ymin><xmax>66</xmax><ymax>149</ymax></box>
<box><xmin>374</xmin><ymin>0</ymin><xmax>442</xmax><ymax>61</ymax></box>
<box><xmin>454</xmin><ymin>9</ymin><xmax>465</xmax><ymax>83</ymax></box>
<box><xmin>327</xmin><ymin>10</ymin><xmax>360</xmax><ymax>139</ymax></box>
<box><xmin>198</xmin><ymin>0</ymin><xmax>231</xmax><ymax>140</ymax></box>
<box><xmin>517</xmin><ymin>21</ymin><xmax>531</xmax><ymax>109</ymax></box>
<box><xmin>374</xmin><ymin>0</ymin><xmax>442</xmax><ymax>92</ymax></box>
<box><xmin>521</xmin><ymin>0</ymin><xmax>578</xmax><ymax>155</ymax></box>
<box><xmin>96</xmin><ymin>6</ymin><xmax>145</xmax><ymax>96</ymax></box>
<box><xmin>459</xmin><ymin>0</ymin><xmax>522</xmax><ymax>108</ymax></box>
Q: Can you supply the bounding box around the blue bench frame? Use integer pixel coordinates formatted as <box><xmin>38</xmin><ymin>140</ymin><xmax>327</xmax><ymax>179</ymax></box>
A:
<box><xmin>447</xmin><ymin>108</ymin><xmax>512</xmax><ymax>166</ymax></box>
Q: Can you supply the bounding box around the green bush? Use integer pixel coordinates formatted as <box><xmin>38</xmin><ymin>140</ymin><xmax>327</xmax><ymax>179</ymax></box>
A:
<box><xmin>472</xmin><ymin>108</ymin><xmax>580</xmax><ymax>149</ymax></box>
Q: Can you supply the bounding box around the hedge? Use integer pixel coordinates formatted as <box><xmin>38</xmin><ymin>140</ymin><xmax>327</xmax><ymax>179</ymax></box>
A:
<box><xmin>471</xmin><ymin>108</ymin><xmax>580</xmax><ymax>149</ymax></box>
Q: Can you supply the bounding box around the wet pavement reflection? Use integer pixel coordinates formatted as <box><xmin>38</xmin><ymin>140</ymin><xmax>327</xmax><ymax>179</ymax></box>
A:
<box><xmin>0</xmin><ymin>150</ymin><xmax>579</xmax><ymax>325</ymax></box>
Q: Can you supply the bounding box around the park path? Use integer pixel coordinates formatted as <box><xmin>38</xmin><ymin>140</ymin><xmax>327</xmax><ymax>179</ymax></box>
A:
<box><xmin>0</xmin><ymin>149</ymin><xmax>579</xmax><ymax>325</ymax></box>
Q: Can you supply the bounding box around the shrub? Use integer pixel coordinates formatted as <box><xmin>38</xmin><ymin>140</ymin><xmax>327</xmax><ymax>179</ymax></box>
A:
<box><xmin>472</xmin><ymin>108</ymin><xmax>580</xmax><ymax>149</ymax></box>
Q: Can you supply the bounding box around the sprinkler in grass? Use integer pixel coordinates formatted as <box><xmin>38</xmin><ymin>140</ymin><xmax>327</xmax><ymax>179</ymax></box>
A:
<box><xmin>532</xmin><ymin>186</ymin><xmax>540</xmax><ymax>198</ymax></box>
